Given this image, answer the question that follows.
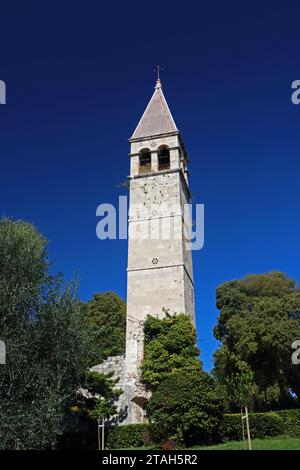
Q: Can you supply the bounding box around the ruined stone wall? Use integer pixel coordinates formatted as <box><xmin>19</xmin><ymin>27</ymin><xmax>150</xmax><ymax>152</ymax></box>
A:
<box><xmin>92</xmin><ymin>355</ymin><xmax>126</xmax><ymax>389</ymax></box>
<box><xmin>91</xmin><ymin>356</ymin><xmax>126</xmax><ymax>421</ymax></box>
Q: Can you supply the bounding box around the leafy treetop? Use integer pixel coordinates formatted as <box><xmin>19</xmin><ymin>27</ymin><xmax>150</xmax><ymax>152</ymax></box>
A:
<box><xmin>81</xmin><ymin>291</ymin><xmax>126</xmax><ymax>362</ymax></box>
<box><xmin>213</xmin><ymin>271</ymin><xmax>300</xmax><ymax>411</ymax></box>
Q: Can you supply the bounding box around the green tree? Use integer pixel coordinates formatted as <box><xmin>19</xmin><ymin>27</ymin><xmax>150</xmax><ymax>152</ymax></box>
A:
<box><xmin>147</xmin><ymin>369</ymin><xmax>224</xmax><ymax>446</ymax></box>
<box><xmin>224</xmin><ymin>352</ymin><xmax>254</xmax><ymax>407</ymax></box>
<box><xmin>82</xmin><ymin>292</ymin><xmax>126</xmax><ymax>362</ymax></box>
<box><xmin>72</xmin><ymin>370</ymin><xmax>122</xmax><ymax>421</ymax></box>
<box><xmin>0</xmin><ymin>218</ymin><xmax>97</xmax><ymax>449</ymax></box>
<box><xmin>71</xmin><ymin>370</ymin><xmax>124</xmax><ymax>450</ymax></box>
<box><xmin>213</xmin><ymin>272</ymin><xmax>300</xmax><ymax>411</ymax></box>
<box><xmin>141</xmin><ymin>313</ymin><xmax>201</xmax><ymax>389</ymax></box>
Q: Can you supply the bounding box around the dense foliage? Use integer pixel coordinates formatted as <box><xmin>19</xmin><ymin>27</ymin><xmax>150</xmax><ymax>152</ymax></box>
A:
<box><xmin>221</xmin><ymin>409</ymin><xmax>300</xmax><ymax>441</ymax></box>
<box><xmin>107</xmin><ymin>424</ymin><xmax>150</xmax><ymax>449</ymax></box>
<box><xmin>107</xmin><ymin>409</ymin><xmax>300</xmax><ymax>448</ymax></box>
<box><xmin>141</xmin><ymin>313</ymin><xmax>224</xmax><ymax>446</ymax></box>
<box><xmin>0</xmin><ymin>218</ymin><xmax>97</xmax><ymax>449</ymax></box>
<box><xmin>213</xmin><ymin>272</ymin><xmax>300</xmax><ymax>411</ymax></box>
<box><xmin>147</xmin><ymin>369</ymin><xmax>224</xmax><ymax>446</ymax></box>
<box><xmin>276</xmin><ymin>409</ymin><xmax>300</xmax><ymax>437</ymax></box>
<box><xmin>81</xmin><ymin>292</ymin><xmax>126</xmax><ymax>362</ymax></box>
<box><xmin>141</xmin><ymin>313</ymin><xmax>201</xmax><ymax>389</ymax></box>
<box><xmin>221</xmin><ymin>412</ymin><xmax>284</xmax><ymax>441</ymax></box>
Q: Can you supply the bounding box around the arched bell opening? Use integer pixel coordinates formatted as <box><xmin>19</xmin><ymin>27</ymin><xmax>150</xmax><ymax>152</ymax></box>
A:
<box><xmin>139</xmin><ymin>148</ymin><xmax>152</xmax><ymax>174</ymax></box>
<box><xmin>158</xmin><ymin>145</ymin><xmax>170</xmax><ymax>171</ymax></box>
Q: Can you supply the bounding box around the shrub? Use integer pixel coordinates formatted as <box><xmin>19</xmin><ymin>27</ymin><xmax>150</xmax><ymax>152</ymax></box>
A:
<box><xmin>107</xmin><ymin>424</ymin><xmax>150</xmax><ymax>449</ymax></box>
<box><xmin>276</xmin><ymin>409</ymin><xmax>300</xmax><ymax>437</ymax></box>
<box><xmin>221</xmin><ymin>412</ymin><xmax>284</xmax><ymax>441</ymax></box>
<box><xmin>147</xmin><ymin>369</ymin><xmax>224</xmax><ymax>446</ymax></box>
<box><xmin>106</xmin><ymin>409</ymin><xmax>300</xmax><ymax>448</ymax></box>
<box><xmin>248</xmin><ymin>412</ymin><xmax>284</xmax><ymax>438</ymax></box>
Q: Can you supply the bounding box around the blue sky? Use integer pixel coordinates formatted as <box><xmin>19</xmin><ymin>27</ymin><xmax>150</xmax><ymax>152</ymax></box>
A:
<box><xmin>1</xmin><ymin>0</ymin><xmax>300</xmax><ymax>370</ymax></box>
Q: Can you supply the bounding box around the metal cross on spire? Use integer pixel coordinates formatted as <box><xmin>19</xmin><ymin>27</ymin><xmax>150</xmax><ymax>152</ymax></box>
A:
<box><xmin>154</xmin><ymin>64</ymin><xmax>164</xmax><ymax>89</ymax></box>
<box><xmin>157</xmin><ymin>64</ymin><xmax>162</xmax><ymax>80</ymax></box>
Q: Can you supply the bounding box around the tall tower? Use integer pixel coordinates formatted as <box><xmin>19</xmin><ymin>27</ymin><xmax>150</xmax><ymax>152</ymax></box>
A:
<box><xmin>124</xmin><ymin>77</ymin><xmax>195</xmax><ymax>423</ymax></box>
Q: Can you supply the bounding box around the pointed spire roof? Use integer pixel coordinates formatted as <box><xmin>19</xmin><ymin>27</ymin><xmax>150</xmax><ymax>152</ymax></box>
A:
<box><xmin>130</xmin><ymin>79</ymin><xmax>178</xmax><ymax>140</ymax></box>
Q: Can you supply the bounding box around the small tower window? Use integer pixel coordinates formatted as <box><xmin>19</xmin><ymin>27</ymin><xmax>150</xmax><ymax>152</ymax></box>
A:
<box><xmin>139</xmin><ymin>148</ymin><xmax>151</xmax><ymax>174</ymax></box>
<box><xmin>158</xmin><ymin>146</ymin><xmax>170</xmax><ymax>171</ymax></box>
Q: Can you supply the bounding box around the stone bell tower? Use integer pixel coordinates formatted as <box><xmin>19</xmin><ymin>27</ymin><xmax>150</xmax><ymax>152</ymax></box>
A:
<box><xmin>123</xmin><ymin>77</ymin><xmax>195</xmax><ymax>423</ymax></box>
